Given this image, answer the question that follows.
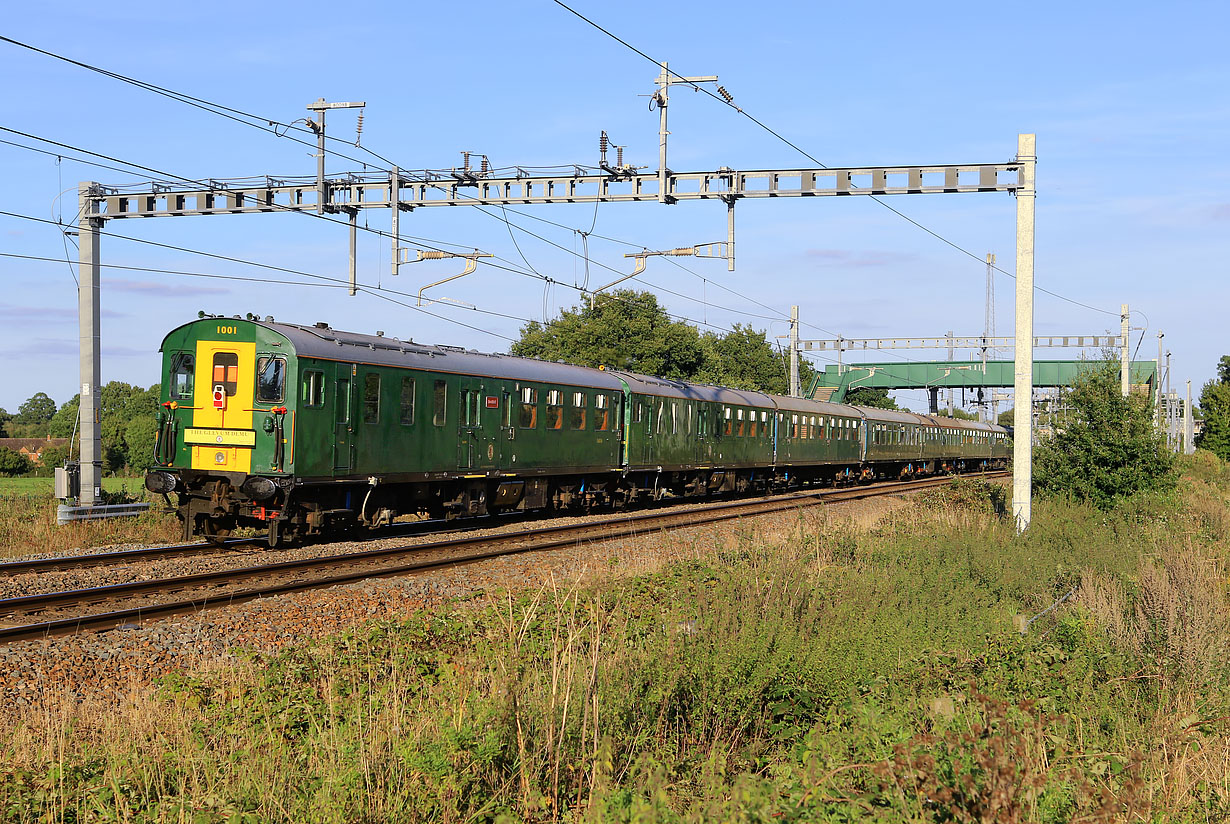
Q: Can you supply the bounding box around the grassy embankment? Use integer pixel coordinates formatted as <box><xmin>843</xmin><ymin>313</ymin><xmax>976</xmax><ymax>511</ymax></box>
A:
<box><xmin>3</xmin><ymin>456</ymin><xmax>1230</xmax><ymax>822</ymax></box>
<box><xmin>0</xmin><ymin>477</ymin><xmax>180</xmax><ymax>557</ymax></box>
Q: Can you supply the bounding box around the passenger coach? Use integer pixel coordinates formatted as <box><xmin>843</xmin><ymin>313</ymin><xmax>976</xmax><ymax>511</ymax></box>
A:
<box><xmin>145</xmin><ymin>316</ymin><xmax>1009</xmax><ymax>544</ymax></box>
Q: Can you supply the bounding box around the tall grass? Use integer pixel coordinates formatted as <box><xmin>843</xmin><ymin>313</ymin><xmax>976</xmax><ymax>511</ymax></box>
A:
<box><xmin>0</xmin><ymin>490</ymin><xmax>180</xmax><ymax>558</ymax></box>
<box><xmin>3</xmin><ymin>458</ymin><xmax>1229</xmax><ymax>821</ymax></box>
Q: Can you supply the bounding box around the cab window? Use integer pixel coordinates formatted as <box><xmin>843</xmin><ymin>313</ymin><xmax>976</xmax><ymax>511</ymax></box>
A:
<box><xmin>170</xmin><ymin>353</ymin><xmax>195</xmax><ymax>400</ymax></box>
<box><xmin>212</xmin><ymin>352</ymin><xmax>239</xmax><ymax>396</ymax></box>
<box><xmin>256</xmin><ymin>356</ymin><xmax>286</xmax><ymax>403</ymax></box>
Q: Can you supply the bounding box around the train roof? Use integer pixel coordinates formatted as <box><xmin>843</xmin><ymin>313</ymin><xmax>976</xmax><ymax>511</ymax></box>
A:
<box><xmin>607</xmin><ymin>370</ymin><xmax>774</xmax><ymax>406</ymax></box>
<box><xmin>169</xmin><ymin>318</ymin><xmax>631</xmax><ymax>392</ymax></box>
<box><xmin>162</xmin><ymin>318</ymin><xmax>1008</xmax><ymax>434</ymax></box>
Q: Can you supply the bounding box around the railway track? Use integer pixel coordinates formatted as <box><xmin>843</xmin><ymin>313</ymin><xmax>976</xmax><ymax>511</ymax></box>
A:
<box><xmin>0</xmin><ymin>471</ymin><xmax>1005</xmax><ymax>644</ymax></box>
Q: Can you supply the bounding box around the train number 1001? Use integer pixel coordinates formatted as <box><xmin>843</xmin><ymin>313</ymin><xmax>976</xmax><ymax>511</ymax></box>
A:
<box><xmin>216</xmin><ymin>325</ymin><xmax>237</xmax><ymax>335</ymax></box>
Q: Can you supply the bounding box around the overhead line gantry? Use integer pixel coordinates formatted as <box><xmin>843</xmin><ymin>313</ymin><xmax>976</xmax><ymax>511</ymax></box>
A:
<box><xmin>70</xmin><ymin>86</ymin><xmax>1036</xmax><ymax>528</ymax></box>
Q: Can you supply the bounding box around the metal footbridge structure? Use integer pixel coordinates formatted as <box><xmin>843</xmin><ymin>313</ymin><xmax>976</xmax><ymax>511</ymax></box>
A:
<box><xmin>808</xmin><ymin>359</ymin><xmax>1158</xmax><ymax>404</ymax></box>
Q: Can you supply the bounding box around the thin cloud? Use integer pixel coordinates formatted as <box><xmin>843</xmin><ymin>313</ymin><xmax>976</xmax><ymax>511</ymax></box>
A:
<box><xmin>805</xmin><ymin>249</ymin><xmax>917</xmax><ymax>267</ymax></box>
<box><xmin>0</xmin><ymin>305</ymin><xmax>75</xmax><ymax>322</ymax></box>
<box><xmin>106</xmin><ymin>278</ymin><xmax>227</xmax><ymax>297</ymax></box>
<box><xmin>1210</xmin><ymin>204</ymin><xmax>1230</xmax><ymax>221</ymax></box>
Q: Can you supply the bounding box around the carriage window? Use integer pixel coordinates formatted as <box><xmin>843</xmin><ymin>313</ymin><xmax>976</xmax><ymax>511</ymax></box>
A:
<box><xmin>302</xmin><ymin>370</ymin><xmax>324</xmax><ymax>407</ymax></box>
<box><xmin>547</xmin><ymin>390</ymin><xmax>564</xmax><ymax>430</ymax></box>
<box><xmin>724</xmin><ymin>406</ymin><xmax>733</xmax><ymax>436</ymax></box>
<box><xmin>671</xmin><ymin>402</ymin><xmax>679</xmax><ymax>435</ymax></box>
<box><xmin>791</xmin><ymin>414</ymin><xmax>799</xmax><ymax>439</ymax></box>
<box><xmin>336</xmin><ymin>378</ymin><xmax>350</xmax><ymax>424</ymax></box>
<box><xmin>632</xmin><ymin>401</ymin><xmax>643</xmax><ymax>424</ymax></box>
<box><xmin>170</xmin><ymin>352</ymin><xmax>195</xmax><ymax>400</ymax></box>
<box><xmin>698</xmin><ymin>406</ymin><xmax>709</xmax><ymax>436</ymax></box>
<box><xmin>433</xmin><ymin>380</ymin><xmax>447</xmax><ymax>426</ymax></box>
<box><xmin>211</xmin><ymin>352</ymin><xmax>239</xmax><ymax>396</ymax></box>
<box><xmin>257</xmin><ymin>356</ymin><xmax>286</xmax><ymax>403</ymax></box>
<box><xmin>519</xmin><ymin>387</ymin><xmax>538</xmax><ymax>429</ymax></box>
<box><xmin>656</xmin><ymin>400</ymin><xmax>665</xmax><ymax>434</ymax></box>
<box><xmin>363</xmin><ymin>373</ymin><xmax>381</xmax><ymax>423</ymax></box>
<box><xmin>502</xmin><ymin>392</ymin><xmax>513</xmax><ymax>428</ymax></box>
<box><xmin>570</xmin><ymin>391</ymin><xmax>587</xmax><ymax>430</ymax></box>
<box><xmin>594</xmin><ymin>394</ymin><xmax>610</xmax><ymax>431</ymax></box>
<box><xmin>748</xmin><ymin>411</ymin><xmax>757</xmax><ymax>438</ymax></box>
<box><xmin>462</xmin><ymin>390</ymin><xmax>481</xmax><ymax>426</ymax></box>
<box><xmin>400</xmin><ymin>378</ymin><xmax>415</xmax><ymax>425</ymax></box>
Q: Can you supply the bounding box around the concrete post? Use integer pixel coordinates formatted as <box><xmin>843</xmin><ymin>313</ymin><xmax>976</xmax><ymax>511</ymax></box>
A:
<box><xmin>1165</xmin><ymin>351</ymin><xmax>1173</xmax><ymax>450</ymax></box>
<box><xmin>656</xmin><ymin>64</ymin><xmax>669</xmax><ymax>205</ymax></box>
<box><xmin>789</xmin><ymin>305</ymin><xmax>800</xmax><ymax>397</ymax></box>
<box><xmin>1185</xmin><ymin>380</ymin><xmax>1194</xmax><ymax>454</ymax></box>
<box><xmin>1012</xmin><ymin>134</ymin><xmax>1036</xmax><ymax>532</ymax></box>
<box><xmin>391</xmin><ymin>166</ymin><xmax>400</xmax><ymax>277</ymax></box>
<box><xmin>77</xmin><ymin>183</ymin><xmax>102</xmax><ymax>506</ymax></box>
<box><xmin>348</xmin><ymin>209</ymin><xmax>357</xmax><ymax>296</ymax></box>
<box><xmin>1120</xmin><ymin>304</ymin><xmax>1130</xmax><ymax>397</ymax></box>
<box><xmin>946</xmin><ymin>330</ymin><xmax>954</xmax><ymax>415</ymax></box>
<box><xmin>1156</xmin><ymin>331</ymin><xmax>1164</xmax><ymax>429</ymax></box>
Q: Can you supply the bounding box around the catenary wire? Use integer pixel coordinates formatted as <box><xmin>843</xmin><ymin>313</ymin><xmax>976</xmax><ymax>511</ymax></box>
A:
<box><xmin>549</xmin><ymin>0</ymin><xmax>1119</xmax><ymax>319</ymax></box>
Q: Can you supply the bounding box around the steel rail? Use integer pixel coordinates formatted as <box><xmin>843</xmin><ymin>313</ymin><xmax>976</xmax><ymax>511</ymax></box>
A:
<box><xmin>0</xmin><ymin>472</ymin><xmax>1005</xmax><ymax>644</ymax></box>
<box><xmin>0</xmin><ymin>538</ymin><xmax>252</xmax><ymax>575</ymax></box>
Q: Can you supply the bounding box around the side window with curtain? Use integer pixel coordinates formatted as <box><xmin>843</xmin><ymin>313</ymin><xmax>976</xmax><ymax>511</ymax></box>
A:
<box><xmin>519</xmin><ymin>387</ymin><xmax>538</xmax><ymax>428</ymax></box>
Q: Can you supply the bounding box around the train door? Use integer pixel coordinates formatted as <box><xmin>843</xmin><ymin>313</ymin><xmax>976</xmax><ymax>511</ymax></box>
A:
<box><xmin>333</xmin><ymin>363</ymin><xmax>355</xmax><ymax>472</ymax></box>
<box><xmin>458</xmin><ymin>379</ymin><xmax>498</xmax><ymax>470</ymax></box>
<box><xmin>698</xmin><ymin>402</ymin><xmax>713</xmax><ymax>465</ymax></box>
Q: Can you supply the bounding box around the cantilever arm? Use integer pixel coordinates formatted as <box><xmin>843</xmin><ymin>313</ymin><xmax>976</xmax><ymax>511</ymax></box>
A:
<box><xmin>412</xmin><ymin>250</ymin><xmax>491</xmax><ymax>306</ymax></box>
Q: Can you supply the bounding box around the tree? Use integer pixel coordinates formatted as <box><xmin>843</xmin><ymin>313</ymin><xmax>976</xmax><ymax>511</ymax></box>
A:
<box><xmin>844</xmin><ymin>387</ymin><xmax>899</xmax><ymax>410</ymax></box>
<box><xmin>1196</xmin><ymin>355</ymin><xmax>1230</xmax><ymax>460</ymax></box>
<box><xmin>512</xmin><ymin>293</ymin><xmax>818</xmax><ymax>395</ymax></box>
<box><xmin>49</xmin><ymin>396</ymin><xmax>79</xmax><ymax>439</ymax></box>
<box><xmin>512</xmin><ymin>290</ymin><xmax>707</xmax><ymax>380</ymax></box>
<box><xmin>696</xmin><ymin>324</ymin><xmax>816</xmax><ymax>394</ymax></box>
<box><xmin>0</xmin><ymin>407</ymin><xmax>9</xmax><ymax>438</ymax></box>
<box><xmin>15</xmin><ymin>392</ymin><xmax>56</xmax><ymax>426</ymax></box>
<box><xmin>998</xmin><ymin>408</ymin><xmax>1014</xmax><ymax>427</ymax></box>
<box><xmin>1034</xmin><ymin>358</ymin><xmax>1174</xmax><ymax>508</ymax></box>
<box><xmin>0</xmin><ymin>447</ymin><xmax>31</xmax><ymax>477</ymax></box>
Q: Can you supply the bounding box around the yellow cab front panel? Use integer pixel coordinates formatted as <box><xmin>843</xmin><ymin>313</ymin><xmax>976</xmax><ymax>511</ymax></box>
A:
<box><xmin>189</xmin><ymin>338</ymin><xmax>256</xmax><ymax>473</ymax></box>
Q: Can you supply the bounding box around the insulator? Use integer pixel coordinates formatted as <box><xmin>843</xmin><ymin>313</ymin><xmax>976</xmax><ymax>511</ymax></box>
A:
<box><xmin>355</xmin><ymin>111</ymin><xmax>364</xmax><ymax>145</ymax></box>
<box><xmin>616</xmin><ymin>146</ymin><xmax>624</xmax><ymax>167</ymax></box>
<box><xmin>418</xmin><ymin>250</ymin><xmax>451</xmax><ymax>260</ymax></box>
<box><xmin>599</xmin><ymin>131</ymin><xmax>609</xmax><ymax>152</ymax></box>
<box><xmin>717</xmin><ymin>85</ymin><xmax>734</xmax><ymax>103</ymax></box>
<box><xmin>481</xmin><ymin>155</ymin><xmax>489</xmax><ymax>174</ymax></box>
<box><xmin>461</xmin><ymin>151</ymin><xmax>470</xmax><ymax>172</ymax></box>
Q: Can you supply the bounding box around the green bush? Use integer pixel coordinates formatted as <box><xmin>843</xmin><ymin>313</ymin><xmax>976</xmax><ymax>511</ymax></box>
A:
<box><xmin>0</xmin><ymin>446</ymin><xmax>31</xmax><ymax>477</ymax></box>
<box><xmin>1034</xmin><ymin>358</ymin><xmax>1175</xmax><ymax>508</ymax></box>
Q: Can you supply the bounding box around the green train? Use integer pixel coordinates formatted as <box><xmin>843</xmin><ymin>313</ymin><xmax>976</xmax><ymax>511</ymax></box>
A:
<box><xmin>144</xmin><ymin>316</ymin><xmax>1010</xmax><ymax>544</ymax></box>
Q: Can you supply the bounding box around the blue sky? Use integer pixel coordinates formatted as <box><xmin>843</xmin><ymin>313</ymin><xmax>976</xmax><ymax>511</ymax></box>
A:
<box><xmin>1</xmin><ymin>0</ymin><xmax>1227</xmax><ymax>414</ymax></box>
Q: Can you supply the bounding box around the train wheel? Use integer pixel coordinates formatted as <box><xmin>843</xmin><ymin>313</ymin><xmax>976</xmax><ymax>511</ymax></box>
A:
<box><xmin>202</xmin><ymin>516</ymin><xmax>234</xmax><ymax>545</ymax></box>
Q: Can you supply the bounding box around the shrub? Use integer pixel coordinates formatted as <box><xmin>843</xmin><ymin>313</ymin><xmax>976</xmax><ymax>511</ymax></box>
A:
<box><xmin>1034</xmin><ymin>358</ymin><xmax>1175</xmax><ymax>508</ymax></box>
<box><xmin>0</xmin><ymin>446</ymin><xmax>31</xmax><ymax>477</ymax></box>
